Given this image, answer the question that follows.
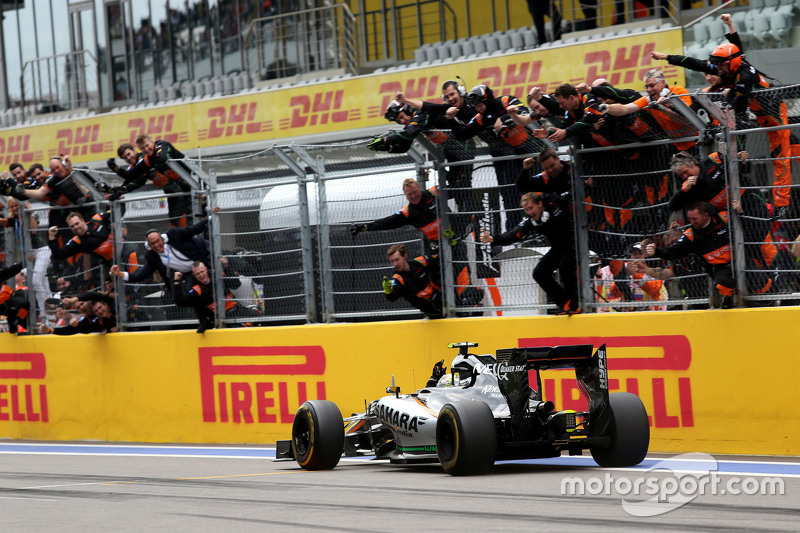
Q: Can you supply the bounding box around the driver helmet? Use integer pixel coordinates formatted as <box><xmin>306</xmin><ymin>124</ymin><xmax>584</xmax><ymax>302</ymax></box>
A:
<box><xmin>384</xmin><ymin>100</ymin><xmax>414</xmax><ymax>122</ymax></box>
<box><xmin>449</xmin><ymin>354</ymin><xmax>477</xmax><ymax>385</ymax></box>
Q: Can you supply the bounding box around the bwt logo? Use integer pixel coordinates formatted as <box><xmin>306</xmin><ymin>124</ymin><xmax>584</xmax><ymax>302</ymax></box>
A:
<box><xmin>0</xmin><ymin>353</ymin><xmax>49</xmax><ymax>423</ymax></box>
<box><xmin>199</xmin><ymin>346</ymin><xmax>326</xmax><ymax>425</ymax></box>
<box><xmin>520</xmin><ymin>335</ymin><xmax>693</xmax><ymax>428</ymax></box>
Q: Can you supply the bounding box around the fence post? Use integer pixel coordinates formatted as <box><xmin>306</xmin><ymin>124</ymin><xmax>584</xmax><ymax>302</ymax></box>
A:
<box><xmin>571</xmin><ymin>148</ymin><xmax>593</xmax><ymax>313</ymax></box>
<box><xmin>314</xmin><ymin>156</ymin><xmax>335</xmax><ymax>323</ymax></box>
<box><xmin>111</xmin><ymin>199</ymin><xmax>126</xmax><ymax>331</ymax></box>
<box><xmin>207</xmin><ymin>180</ymin><xmax>227</xmax><ymax>327</ymax></box>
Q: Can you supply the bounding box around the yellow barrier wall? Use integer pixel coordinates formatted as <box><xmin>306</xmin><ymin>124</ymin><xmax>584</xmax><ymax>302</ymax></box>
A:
<box><xmin>0</xmin><ymin>30</ymin><xmax>683</xmax><ymax>165</ymax></box>
<box><xmin>0</xmin><ymin>307</ymin><xmax>797</xmax><ymax>456</ymax></box>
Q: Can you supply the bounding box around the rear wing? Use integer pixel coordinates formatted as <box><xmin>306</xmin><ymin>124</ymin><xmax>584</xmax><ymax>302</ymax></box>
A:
<box><xmin>495</xmin><ymin>344</ymin><xmax>610</xmax><ymax>436</ymax></box>
<box><xmin>497</xmin><ymin>344</ymin><xmax>596</xmax><ymax>371</ymax></box>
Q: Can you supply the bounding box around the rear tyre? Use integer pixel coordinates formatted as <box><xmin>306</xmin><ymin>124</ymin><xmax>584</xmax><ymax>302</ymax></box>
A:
<box><xmin>591</xmin><ymin>392</ymin><xmax>650</xmax><ymax>467</ymax></box>
<box><xmin>436</xmin><ymin>401</ymin><xmax>497</xmax><ymax>476</ymax></box>
<box><xmin>291</xmin><ymin>400</ymin><xmax>344</xmax><ymax>470</ymax></box>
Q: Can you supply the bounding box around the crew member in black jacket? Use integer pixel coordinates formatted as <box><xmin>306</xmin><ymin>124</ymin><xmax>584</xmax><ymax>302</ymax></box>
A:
<box><xmin>481</xmin><ymin>191</ymin><xmax>580</xmax><ymax>315</ymax></box>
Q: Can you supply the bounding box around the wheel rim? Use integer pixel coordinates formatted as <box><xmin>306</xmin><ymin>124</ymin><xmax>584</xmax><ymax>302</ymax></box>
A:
<box><xmin>293</xmin><ymin>415</ymin><xmax>311</xmax><ymax>458</ymax></box>
<box><xmin>438</xmin><ymin>417</ymin><xmax>456</xmax><ymax>462</ymax></box>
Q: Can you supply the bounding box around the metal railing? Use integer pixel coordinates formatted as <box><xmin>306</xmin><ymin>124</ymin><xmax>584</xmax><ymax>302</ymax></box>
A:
<box><xmin>244</xmin><ymin>4</ymin><xmax>359</xmax><ymax>82</ymax></box>
<box><xmin>19</xmin><ymin>50</ymin><xmax>99</xmax><ymax>121</ymax></box>
<box><xmin>11</xmin><ymin>83</ymin><xmax>800</xmax><ymax>332</ymax></box>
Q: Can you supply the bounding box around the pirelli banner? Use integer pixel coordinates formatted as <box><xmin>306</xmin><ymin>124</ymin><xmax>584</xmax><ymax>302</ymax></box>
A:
<box><xmin>0</xmin><ymin>306</ymin><xmax>797</xmax><ymax>456</ymax></box>
<box><xmin>0</xmin><ymin>30</ymin><xmax>684</xmax><ymax>165</ymax></box>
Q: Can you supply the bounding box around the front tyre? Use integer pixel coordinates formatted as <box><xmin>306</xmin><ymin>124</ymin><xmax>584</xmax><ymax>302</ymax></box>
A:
<box><xmin>291</xmin><ymin>400</ymin><xmax>345</xmax><ymax>470</ymax></box>
<box><xmin>591</xmin><ymin>392</ymin><xmax>650</xmax><ymax>467</ymax></box>
<box><xmin>436</xmin><ymin>401</ymin><xmax>497</xmax><ymax>476</ymax></box>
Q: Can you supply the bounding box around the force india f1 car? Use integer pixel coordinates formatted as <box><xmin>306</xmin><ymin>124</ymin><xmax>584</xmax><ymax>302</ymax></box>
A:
<box><xmin>276</xmin><ymin>342</ymin><xmax>650</xmax><ymax>476</ymax></box>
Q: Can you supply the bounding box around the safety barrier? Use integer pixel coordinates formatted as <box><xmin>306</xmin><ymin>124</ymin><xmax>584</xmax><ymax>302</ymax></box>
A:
<box><xmin>0</xmin><ymin>308</ymin><xmax>797</xmax><ymax>456</ymax></box>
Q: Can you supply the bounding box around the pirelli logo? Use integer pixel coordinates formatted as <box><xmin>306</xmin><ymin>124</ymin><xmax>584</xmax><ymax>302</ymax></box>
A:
<box><xmin>199</xmin><ymin>346</ymin><xmax>326</xmax><ymax>424</ymax></box>
<box><xmin>0</xmin><ymin>353</ymin><xmax>49</xmax><ymax>422</ymax></box>
<box><xmin>520</xmin><ymin>335</ymin><xmax>693</xmax><ymax>428</ymax></box>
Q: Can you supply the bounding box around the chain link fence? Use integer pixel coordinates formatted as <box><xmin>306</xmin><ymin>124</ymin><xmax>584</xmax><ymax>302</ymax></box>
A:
<box><xmin>7</xmin><ymin>83</ymin><xmax>800</xmax><ymax>332</ymax></box>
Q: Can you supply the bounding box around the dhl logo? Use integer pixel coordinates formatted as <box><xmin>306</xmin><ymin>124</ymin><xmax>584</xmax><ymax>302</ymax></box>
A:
<box><xmin>198</xmin><ymin>103</ymin><xmax>273</xmax><ymax>140</ymax></box>
<box><xmin>375</xmin><ymin>76</ymin><xmax>444</xmax><ymax>118</ymax></box>
<box><xmin>0</xmin><ymin>134</ymin><xmax>43</xmax><ymax>166</ymax></box>
<box><xmin>584</xmin><ymin>43</ymin><xmax>680</xmax><ymax>90</ymax></box>
<box><xmin>374</xmin><ymin>41</ymin><xmax>680</xmax><ymax>116</ymax></box>
<box><xmin>125</xmin><ymin>114</ymin><xmax>189</xmax><ymax>146</ymax></box>
<box><xmin>520</xmin><ymin>335</ymin><xmax>693</xmax><ymax>428</ymax></box>
<box><xmin>57</xmin><ymin>124</ymin><xmax>112</xmax><ymax>156</ymax></box>
<box><xmin>280</xmin><ymin>90</ymin><xmax>361</xmax><ymax>129</ymax></box>
<box><xmin>0</xmin><ymin>353</ymin><xmax>49</xmax><ymax>423</ymax></box>
<box><xmin>198</xmin><ymin>346</ymin><xmax>326</xmax><ymax>424</ymax></box>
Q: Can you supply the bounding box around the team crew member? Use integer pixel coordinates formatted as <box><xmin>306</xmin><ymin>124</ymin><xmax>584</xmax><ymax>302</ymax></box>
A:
<box><xmin>109</xmin><ymin>214</ymin><xmax>214</xmax><ymax>290</ymax></box>
<box><xmin>516</xmin><ymin>148</ymin><xmax>574</xmax><ymax>196</ymax></box>
<box><xmin>456</xmin><ymin>84</ymin><xmax>546</xmax><ymax>220</ymax></box>
<box><xmin>106</xmin><ymin>143</ymin><xmax>143</xmax><ymax>181</ymax></box>
<box><xmin>651</xmin><ymin>31</ymin><xmax>791</xmax><ymax>211</ymax></box>
<box><xmin>0</xmin><ymin>197</ymin><xmax>49</xmax><ymax>317</ymax></box>
<box><xmin>91</xmin><ymin>297</ymin><xmax>118</xmax><ymax>333</ymax></box>
<box><xmin>174</xmin><ymin>261</ymin><xmax>260</xmax><ymax>333</ymax></box>
<box><xmin>645</xmin><ymin>201</ymin><xmax>736</xmax><ymax>308</ymax></box>
<box><xmin>47</xmin><ymin>211</ymin><xmax>114</xmax><ymax>265</ymax></box>
<box><xmin>13</xmin><ymin>156</ymin><xmax>91</xmax><ymax>227</ymax></box>
<box><xmin>480</xmin><ymin>191</ymin><xmax>580</xmax><ymax>315</ymax></box>
<box><xmin>533</xmin><ymin>83</ymin><xmax>609</xmax><ymax>148</ymax></box>
<box><xmin>382</xmin><ymin>244</ymin><xmax>443</xmax><ymax>319</ymax></box>
<box><xmin>108</xmin><ymin>134</ymin><xmax>193</xmax><ymax>227</ymax></box>
<box><xmin>603</xmin><ymin>68</ymin><xmax>697</xmax><ymax>152</ymax></box>
<box><xmin>669</xmin><ymin>150</ymin><xmax>777</xmax><ymax>295</ymax></box>
<box><xmin>38</xmin><ymin>292</ymin><xmax>102</xmax><ymax>335</ymax></box>
<box><xmin>350</xmin><ymin>178</ymin><xmax>451</xmax><ymax>249</ymax></box>
<box><xmin>0</xmin><ymin>263</ymin><xmax>29</xmax><ymax>334</ymax></box>
<box><xmin>668</xmin><ymin>151</ymin><xmax>751</xmax><ymax>212</ymax></box>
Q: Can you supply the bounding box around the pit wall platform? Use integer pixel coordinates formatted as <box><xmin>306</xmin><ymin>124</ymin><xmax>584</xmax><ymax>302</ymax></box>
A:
<box><xmin>0</xmin><ymin>307</ymin><xmax>797</xmax><ymax>457</ymax></box>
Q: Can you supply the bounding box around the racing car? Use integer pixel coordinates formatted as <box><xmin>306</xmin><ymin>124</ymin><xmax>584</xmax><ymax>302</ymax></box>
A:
<box><xmin>276</xmin><ymin>341</ymin><xmax>649</xmax><ymax>476</ymax></box>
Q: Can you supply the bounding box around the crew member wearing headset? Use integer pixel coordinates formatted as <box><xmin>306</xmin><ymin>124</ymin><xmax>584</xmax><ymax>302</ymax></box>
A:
<box><xmin>480</xmin><ymin>191</ymin><xmax>580</xmax><ymax>315</ymax></box>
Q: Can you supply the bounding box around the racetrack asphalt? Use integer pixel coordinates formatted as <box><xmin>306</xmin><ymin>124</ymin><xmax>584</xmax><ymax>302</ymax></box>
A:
<box><xmin>1</xmin><ymin>443</ymin><xmax>799</xmax><ymax>532</ymax></box>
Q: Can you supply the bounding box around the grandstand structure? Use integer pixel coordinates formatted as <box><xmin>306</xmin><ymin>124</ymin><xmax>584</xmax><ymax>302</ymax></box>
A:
<box><xmin>1</xmin><ymin>0</ymin><xmax>800</xmax><ymax>331</ymax></box>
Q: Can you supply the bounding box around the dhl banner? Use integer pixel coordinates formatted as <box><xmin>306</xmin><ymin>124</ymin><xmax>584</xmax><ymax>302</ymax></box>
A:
<box><xmin>0</xmin><ymin>30</ymin><xmax>684</xmax><ymax>166</ymax></box>
<box><xmin>0</xmin><ymin>305</ymin><xmax>798</xmax><ymax>456</ymax></box>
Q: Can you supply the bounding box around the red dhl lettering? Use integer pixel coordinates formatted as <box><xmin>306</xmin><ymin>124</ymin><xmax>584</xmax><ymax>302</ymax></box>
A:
<box><xmin>57</xmin><ymin>124</ymin><xmax>112</xmax><ymax>156</ymax></box>
<box><xmin>284</xmin><ymin>90</ymin><xmax>355</xmax><ymax>129</ymax></box>
<box><xmin>127</xmin><ymin>115</ymin><xmax>186</xmax><ymax>145</ymax></box>
<box><xmin>198</xmin><ymin>346</ymin><xmax>326</xmax><ymax>424</ymax></box>
<box><xmin>0</xmin><ymin>134</ymin><xmax>41</xmax><ymax>165</ymax></box>
<box><xmin>477</xmin><ymin>61</ymin><xmax>543</xmax><ymax>97</ymax></box>
<box><xmin>584</xmin><ymin>42</ymin><xmax>679</xmax><ymax>89</ymax></box>
<box><xmin>378</xmin><ymin>76</ymin><xmax>441</xmax><ymax>115</ymax></box>
<box><xmin>522</xmin><ymin>335</ymin><xmax>693</xmax><ymax>427</ymax></box>
<box><xmin>0</xmin><ymin>353</ymin><xmax>49</xmax><ymax>423</ymax></box>
<box><xmin>204</xmin><ymin>103</ymin><xmax>267</xmax><ymax>138</ymax></box>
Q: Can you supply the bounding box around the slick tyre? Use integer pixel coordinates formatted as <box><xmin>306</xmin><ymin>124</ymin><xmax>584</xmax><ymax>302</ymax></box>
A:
<box><xmin>436</xmin><ymin>401</ymin><xmax>497</xmax><ymax>476</ymax></box>
<box><xmin>591</xmin><ymin>392</ymin><xmax>650</xmax><ymax>467</ymax></box>
<box><xmin>291</xmin><ymin>400</ymin><xmax>345</xmax><ymax>470</ymax></box>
